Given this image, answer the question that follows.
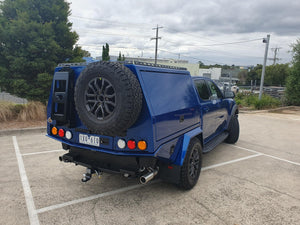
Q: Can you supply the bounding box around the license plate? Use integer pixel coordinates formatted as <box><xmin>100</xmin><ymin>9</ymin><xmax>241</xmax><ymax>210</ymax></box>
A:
<box><xmin>79</xmin><ymin>134</ymin><xmax>100</xmax><ymax>147</ymax></box>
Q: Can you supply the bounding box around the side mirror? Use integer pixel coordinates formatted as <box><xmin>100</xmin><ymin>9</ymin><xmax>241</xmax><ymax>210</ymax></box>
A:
<box><xmin>224</xmin><ymin>91</ymin><xmax>235</xmax><ymax>99</ymax></box>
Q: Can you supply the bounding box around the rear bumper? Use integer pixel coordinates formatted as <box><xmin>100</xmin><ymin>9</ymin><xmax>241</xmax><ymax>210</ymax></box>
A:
<box><xmin>60</xmin><ymin>146</ymin><xmax>181</xmax><ymax>184</ymax></box>
<box><xmin>60</xmin><ymin>146</ymin><xmax>157</xmax><ymax>176</ymax></box>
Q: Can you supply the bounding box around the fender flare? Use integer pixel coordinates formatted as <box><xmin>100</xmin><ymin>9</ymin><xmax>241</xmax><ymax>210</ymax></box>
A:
<box><xmin>174</xmin><ymin>127</ymin><xmax>203</xmax><ymax>166</ymax></box>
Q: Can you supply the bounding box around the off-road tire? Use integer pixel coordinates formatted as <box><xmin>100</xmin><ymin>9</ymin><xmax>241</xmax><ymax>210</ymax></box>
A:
<box><xmin>178</xmin><ymin>137</ymin><xmax>202</xmax><ymax>190</ymax></box>
<box><xmin>225</xmin><ymin>114</ymin><xmax>239</xmax><ymax>144</ymax></box>
<box><xmin>74</xmin><ymin>61</ymin><xmax>142</xmax><ymax>136</ymax></box>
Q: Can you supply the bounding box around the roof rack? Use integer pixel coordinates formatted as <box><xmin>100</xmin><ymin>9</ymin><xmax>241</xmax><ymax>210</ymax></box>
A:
<box><xmin>57</xmin><ymin>61</ymin><xmax>187</xmax><ymax>71</ymax></box>
<box><xmin>124</xmin><ymin>60</ymin><xmax>187</xmax><ymax>71</ymax></box>
<box><xmin>57</xmin><ymin>62</ymin><xmax>88</xmax><ymax>67</ymax></box>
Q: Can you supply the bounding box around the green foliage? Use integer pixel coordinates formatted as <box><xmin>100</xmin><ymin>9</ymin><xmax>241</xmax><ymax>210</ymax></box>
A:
<box><xmin>246</xmin><ymin>63</ymin><xmax>289</xmax><ymax>86</ymax></box>
<box><xmin>246</xmin><ymin>64</ymin><xmax>262</xmax><ymax>85</ymax></box>
<box><xmin>0</xmin><ymin>0</ymin><xmax>88</xmax><ymax>103</ymax></box>
<box><xmin>235</xmin><ymin>92</ymin><xmax>281</xmax><ymax>110</ymax></box>
<box><xmin>253</xmin><ymin>95</ymin><xmax>281</xmax><ymax>110</ymax></box>
<box><xmin>264</xmin><ymin>64</ymin><xmax>289</xmax><ymax>86</ymax></box>
<box><xmin>117</xmin><ymin>51</ymin><xmax>125</xmax><ymax>61</ymax></box>
<box><xmin>285</xmin><ymin>67</ymin><xmax>300</xmax><ymax>105</ymax></box>
<box><xmin>102</xmin><ymin>43</ymin><xmax>110</xmax><ymax>61</ymax></box>
<box><xmin>285</xmin><ymin>39</ymin><xmax>300</xmax><ymax>106</ymax></box>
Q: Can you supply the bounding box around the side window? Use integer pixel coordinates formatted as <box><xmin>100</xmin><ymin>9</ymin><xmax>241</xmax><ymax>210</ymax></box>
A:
<box><xmin>206</xmin><ymin>81</ymin><xmax>223</xmax><ymax>99</ymax></box>
<box><xmin>194</xmin><ymin>80</ymin><xmax>210</xmax><ymax>100</ymax></box>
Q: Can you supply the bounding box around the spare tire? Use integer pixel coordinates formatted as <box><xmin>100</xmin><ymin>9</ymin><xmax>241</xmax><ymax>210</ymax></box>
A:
<box><xmin>74</xmin><ymin>61</ymin><xmax>142</xmax><ymax>136</ymax></box>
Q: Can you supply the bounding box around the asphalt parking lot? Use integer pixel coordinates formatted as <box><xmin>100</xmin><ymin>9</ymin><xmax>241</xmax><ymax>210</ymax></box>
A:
<box><xmin>1</xmin><ymin>111</ymin><xmax>300</xmax><ymax>225</ymax></box>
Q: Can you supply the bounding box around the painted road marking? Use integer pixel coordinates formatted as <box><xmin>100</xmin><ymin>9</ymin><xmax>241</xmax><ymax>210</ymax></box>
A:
<box><xmin>22</xmin><ymin>149</ymin><xmax>64</xmax><ymax>156</ymax></box>
<box><xmin>15</xmin><ymin>139</ymin><xmax>299</xmax><ymax>218</ymax></box>
<box><xmin>232</xmin><ymin>145</ymin><xmax>300</xmax><ymax>166</ymax></box>
<box><xmin>13</xmin><ymin>136</ymin><xmax>40</xmax><ymax>225</ymax></box>
<box><xmin>35</xmin><ymin>153</ymin><xmax>262</xmax><ymax>213</ymax></box>
<box><xmin>202</xmin><ymin>153</ymin><xmax>262</xmax><ymax>171</ymax></box>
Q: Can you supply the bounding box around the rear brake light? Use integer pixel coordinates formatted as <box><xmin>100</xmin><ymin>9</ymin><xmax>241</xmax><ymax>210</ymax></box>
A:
<box><xmin>58</xmin><ymin>129</ymin><xmax>65</xmax><ymax>137</ymax></box>
<box><xmin>127</xmin><ymin>140</ymin><xmax>136</xmax><ymax>150</ymax></box>
<box><xmin>51</xmin><ymin>127</ymin><xmax>58</xmax><ymax>135</ymax></box>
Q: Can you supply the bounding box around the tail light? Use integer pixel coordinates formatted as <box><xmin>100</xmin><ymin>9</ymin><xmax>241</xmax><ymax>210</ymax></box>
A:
<box><xmin>127</xmin><ymin>140</ymin><xmax>136</xmax><ymax>150</ymax></box>
<box><xmin>137</xmin><ymin>140</ymin><xmax>147</xmax><ymax>150</ymax></box>
<box><xmin>58</xmin><ymin>129</ymin><xmax>65</xmax><ymax>137</ymax></box>
<box><xmin>51</xmin><ymin>127</ymin><xmax>58</xmax><ymax>135</ymax></box>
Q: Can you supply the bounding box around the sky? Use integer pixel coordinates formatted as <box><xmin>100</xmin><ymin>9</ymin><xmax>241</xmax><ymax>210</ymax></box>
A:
<box><xmin>67</xmin><ymin>0</ymin><xmax>300</xmax><ymax>66</ymax></box>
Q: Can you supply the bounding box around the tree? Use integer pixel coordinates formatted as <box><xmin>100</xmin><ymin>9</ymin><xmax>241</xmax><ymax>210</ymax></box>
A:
<box><xmin>246</xmin><ymin>64</ymin><xmax>262</xmax><ymax>85</ymax></box>
<box><xmin>117</xmin><ymin>52</ymin><xmax>122</xmax><ymax>61</ymax></box>
<box><xmin>0</xmin><ymin>0</ymin><xmax>86</xmax><ymax>103</ymax></box>
<box><xmin>286</xmin><ymin>39</ymin><xmax>300</xmax><ymax>105</ymax></box>
<box><xmin>102</xmin><ymin>43</ymin><xmax>110</xmax><ymax>61</ymax></box>
<box><xmin>264</xmin><ymin>64</ymin><xmax>289</xmax><ymax>86</ymax></box>
<box><xmin>117</xmin><ymin>51</ymin><xmax>125</xmax><ymax>61</ymax></box>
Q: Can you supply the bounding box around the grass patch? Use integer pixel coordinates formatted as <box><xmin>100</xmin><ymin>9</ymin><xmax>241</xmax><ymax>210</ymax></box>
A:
<box><xmin>235</xmin><ymin>92</ymin><xmax>281</xmax><ymax>110</ymax></box>
<box><xmin>0</xmin><ymin>101</ymin><xmax>46</xmax><ymax>122</ymax></box>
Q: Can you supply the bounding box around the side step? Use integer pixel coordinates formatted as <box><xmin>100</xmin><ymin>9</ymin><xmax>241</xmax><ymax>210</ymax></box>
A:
<box><xmin>203</xmin><ymin>132</ymin><xmax>228</xmax><ymax>153</ymax></box>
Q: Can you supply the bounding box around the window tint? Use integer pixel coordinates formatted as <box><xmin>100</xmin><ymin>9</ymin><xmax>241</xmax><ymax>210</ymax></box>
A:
<box><xmin>207</xmin><ymin>81</ymin><xmax>223</xmax><ymax>99</ymax></box>
<box><xmin>194</xmin><ymin>80</ymin><xmax>210</xmax><ymax>100</ymax></box>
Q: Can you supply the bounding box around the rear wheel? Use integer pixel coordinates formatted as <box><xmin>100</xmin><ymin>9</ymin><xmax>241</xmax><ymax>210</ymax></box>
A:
<box><xmin>178</xmin><ymin>138</ymin><xmax>202</xmax><ymax>190</ymax></box>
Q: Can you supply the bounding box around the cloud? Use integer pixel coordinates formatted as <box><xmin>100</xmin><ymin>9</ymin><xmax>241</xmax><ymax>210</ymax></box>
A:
<box><xmin>68</xmin><ymin>0</ymin><xmax>299</xmax><ymax>65</ymax></box>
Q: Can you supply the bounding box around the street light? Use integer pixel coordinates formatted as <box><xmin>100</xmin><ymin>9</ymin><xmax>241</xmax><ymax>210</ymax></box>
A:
<box><xmin>259</xmin><ymin>34</ymin><xmax>270</xmax><ymax>100</ymax></box>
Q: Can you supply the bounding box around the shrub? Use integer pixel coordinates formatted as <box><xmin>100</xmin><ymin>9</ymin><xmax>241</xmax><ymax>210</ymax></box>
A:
<box><xmin>17</xmin><ymin>102</ymin><xmax>46</xmax><ymax>121</ymax></box>
<box><xmin>235</xmin><ymin>93</ymin><xmax>281</xmax><ymax>110</ymax></box>
<box><xmin>0</xmin><ymin>101</ymin><xmax>46</xmax><ymax>122</ymax></box>
<box><xmin>253</xmin><ymin>95</ymin><xmax>281</xmax><ymax>110</ymax></box>
<box><xmin>0</xmin><ymin>101</ymin><xmax>15</xmax><ymax>121</ymax></box>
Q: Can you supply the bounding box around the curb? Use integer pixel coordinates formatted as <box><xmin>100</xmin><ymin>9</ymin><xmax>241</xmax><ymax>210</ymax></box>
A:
<box><xmin>239</xmin><ymin>106</ymin><xmax>297</xmax><ymax>114</ymax></box>
<box><xmin>0</xmin><ymin>127</ymin><xmax>47</xmax><ymax>136</ymax></box>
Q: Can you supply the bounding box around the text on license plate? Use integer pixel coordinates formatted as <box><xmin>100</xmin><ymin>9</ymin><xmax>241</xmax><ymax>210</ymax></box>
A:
<box><xmin>79</xmin><ymin>134</ymin><xmax>100</xmax><ymax>147</ymax></box>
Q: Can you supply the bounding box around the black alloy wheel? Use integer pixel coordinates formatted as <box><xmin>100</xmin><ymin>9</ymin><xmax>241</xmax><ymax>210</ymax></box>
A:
<box><xmin>85</xmin><ymin>77</ymin><xmax>116</xmax><ymax>120</ymax></box>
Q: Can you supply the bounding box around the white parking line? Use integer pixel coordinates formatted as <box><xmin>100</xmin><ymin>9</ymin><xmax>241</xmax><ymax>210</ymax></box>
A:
<box><xmin>36</xmin><ymin>181</ymin><xmax>159</xmax><ymax>214</ymax></box>
<box><xmin>202</xmin><ymin>153</ymin><xmax>262</xmax><ymax>171</ymax></box>
<box><xmin>16</xmin><ymin>140</ymin><xmax>299</xmax><ymax>218</ymax></box>
<box><xmin>13</xmin><ymin>136</ymin><xmax>40</xmax><ymax>225</ymax></box>
<box><xmin>22</xmin><ymin>149</ymin><xmax>64</xmax><ymax>156</ymax></box>
<box><xmin>35</xmin><ymin>153</ymin><xmax>261</xmax><ymax>214</ymax></box>
<box><xmin>232</xmin><ymin>145</ymin><xmax>300</xmax><ymax>166</ymax></box>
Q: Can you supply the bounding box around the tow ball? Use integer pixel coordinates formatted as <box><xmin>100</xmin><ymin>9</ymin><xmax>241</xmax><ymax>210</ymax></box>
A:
<box><xmin>81</xmin><ymin>168</ymin><xmax>102</xmax><ymax>182</ymax></box>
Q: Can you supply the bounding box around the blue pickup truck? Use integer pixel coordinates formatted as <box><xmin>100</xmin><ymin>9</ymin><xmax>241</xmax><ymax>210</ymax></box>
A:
<box><xmin>47</xmin><ymin>61</ymin><xmax>239</xmax><ymax>190</ymax></box>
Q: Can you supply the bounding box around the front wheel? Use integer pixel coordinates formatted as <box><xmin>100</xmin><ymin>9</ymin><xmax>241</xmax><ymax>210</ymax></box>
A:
<box><xmin>225</xmin><ymin>114</ymin><xmax>240</xmax><ymax>144</ymax></box>
<box><xmin>178</xmin><ymin>138</ymin><xmax>202</xmax><ymax>190</ymax></box>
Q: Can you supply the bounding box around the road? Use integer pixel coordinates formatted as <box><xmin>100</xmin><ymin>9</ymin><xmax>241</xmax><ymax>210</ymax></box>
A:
<box><xmin>0</xmin><ymin>110</ymin><xmax>299</xmax><ymax>225</ymax></box>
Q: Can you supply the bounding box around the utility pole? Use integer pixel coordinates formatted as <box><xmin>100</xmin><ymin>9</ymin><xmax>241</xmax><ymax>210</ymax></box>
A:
<box><xmin>270</xmin><ymin>47</ymin><xmax>281</xmax><ymax>65</ymax></box>
<box><xmin>151</xmin><ymin>25</ymin><xmax>163</xmax><ymax>65</ymax></box>
<box><xmin>259</xmin><ymin>34</ymin><xmax>270</xmax><ymax>100</ymax></box>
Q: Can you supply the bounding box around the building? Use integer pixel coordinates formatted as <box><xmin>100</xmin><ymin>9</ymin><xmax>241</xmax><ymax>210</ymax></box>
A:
<box><xmin>199</xmin><ymin>67</ymin><xmax>241</xmax><ymax>83</ymax></box>
<box><xmin>199</xmin><ymin>68</ymin><xmax>222</xmax><ymax>80</ymax></box>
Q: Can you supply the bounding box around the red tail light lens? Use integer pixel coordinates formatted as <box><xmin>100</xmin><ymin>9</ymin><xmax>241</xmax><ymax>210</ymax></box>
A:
<box><xmin>58</xmin><ymin>129</ymin><xmax>65</xmax><ymax>137</ymax></box>
<box><xmin>127</xmin><ymin>140</ymin><xmax>136</xmax><ymax>150</ymax></box>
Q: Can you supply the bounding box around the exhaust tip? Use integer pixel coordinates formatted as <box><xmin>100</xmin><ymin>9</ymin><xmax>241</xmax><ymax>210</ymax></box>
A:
<box><xmin>140</xmin><ymin>176</ymin><xmax>147</xmax><ymax>184</ymax></box>
<box><xmin>139</xmin><ymin>169</ymin><xmax>158</xmax><ymax>184</ymax></box>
